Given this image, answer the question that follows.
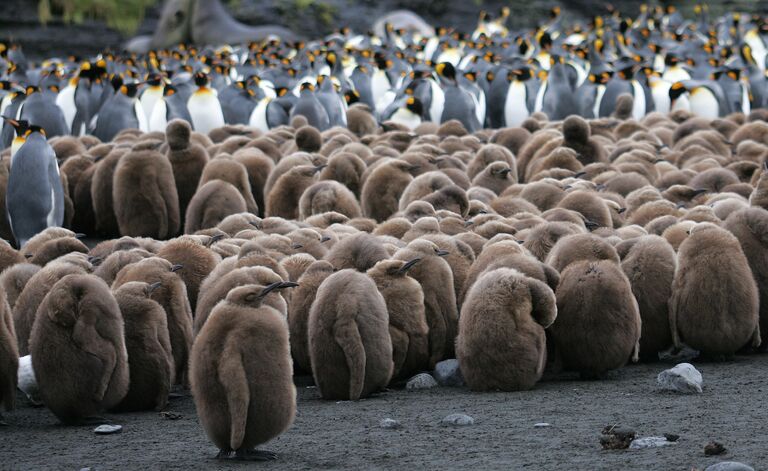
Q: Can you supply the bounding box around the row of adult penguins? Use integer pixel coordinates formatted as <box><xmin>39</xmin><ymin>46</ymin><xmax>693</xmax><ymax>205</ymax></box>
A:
<box><xmin>0</xmin><ymin>103</ymin><xmax>768</xmax><ymax>458</ymax></box>
<box><xmin>2</xmin><ymin>5</ymin><xmax>768</xmax><ymax>145</ymax></box>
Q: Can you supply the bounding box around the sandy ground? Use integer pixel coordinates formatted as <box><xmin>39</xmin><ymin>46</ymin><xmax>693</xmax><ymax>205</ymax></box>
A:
<box><xmin>2</xmin><ymin>355</ymin><xmax>766</xmax><ymax>471</ymax></box>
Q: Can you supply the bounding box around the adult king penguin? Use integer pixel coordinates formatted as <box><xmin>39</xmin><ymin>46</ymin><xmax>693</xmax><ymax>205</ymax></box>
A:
<box><xmin>187</xmin><ymin>71</ymin><xmax>225</xmax><ymax>135</ymax></box>
<box><xmin>6</xmin><ymin>125</ymin><xmax>65</xmax><ymax>248</ymax></box>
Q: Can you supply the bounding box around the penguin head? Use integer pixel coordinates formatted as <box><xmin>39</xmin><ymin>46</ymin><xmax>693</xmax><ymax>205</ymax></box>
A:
<box><xmin>24</xmin><ymin>85</ymin><xmax>39</xmax><ymax>96</ymax></box>
<box><xmin>344</xmin><ymin>89</ymin><xmax>360</xmax><ymax>105</ymax></box>
<box><xmin>26</xmin><ymin>125</ymin><xmax>46</xmax><ymax>137</ymax></box>
<box><xmin>509</xmin><ymin>67</ymin><xmax>533</xmax><ymax>81</ymax></box>
<box><xmin>119</xmin><ymin>82</ymin><xmax>140</xmax><ymax>98</ymax></box>
<box><xmin>146</xmin><ymin>73</ymin><xmax>164</xmax><ymax>87</ymax></box>
<box><xmin>193</xmin><ymin>71</ymin><xmax>209</xmax><ymax>87</ymax></box>
<box><xmin>435</xmin><ymin>62</ymin><xmax>457</xmax><ymax>82</ymax></box>
<box><xmin>2</xmin><ymin>117</ymin><xmax>28</xmax><ymax>136</ymax></box>
<box><xmin>299</xmin><ymin>82</ymin><xmax>315</xmax><ymax>93</ymax></box>
<box><xmin>226</xmin><ymin>281</ymin><xmax>299</xmax><ymax>308</ymax></box>
<box><xmin>405</xmin><ymin>96</ymin><xmax>423</xmax><ymax>116</ymax></box>
<box><xmin>668</xmin><ymin>81</ymin><xmax>688</xmax><ymax>101</ymax></box>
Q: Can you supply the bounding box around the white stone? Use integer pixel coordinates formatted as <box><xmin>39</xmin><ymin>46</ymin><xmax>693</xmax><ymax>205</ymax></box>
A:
<box><xmin>657</xmin><ymin>362</ymin><xmax>703</xmax><ymax>393</ymax></box>
<box><xmin>534</xmin><ymin>423</ymin><xmax>551</xmax><ymax>428</ymax></box>
<box><xmin>406</xmin><ymin>373</ymin><xmax>438</xmax><ymax>390</ymax></box>
<box><xmin>629</xmin><ymin>436</ymin><xmax>677</xmax><ymax>449</ymax></box>
<box><xmin>379</xmin><ymin>418</ymin><xmax>402</xmax><ymax>429</ymax></box>
<box><xmin>441</xmin><ymin>413</ymin><xmax>474</xmax><ymax>426</ymax></box>
<box><xmin>94</xmin><ymin>424</ymin><xmax>122</xmax><ymax>435</ymax></box>
<box><xmin>705</xmin><ymin>463</ymin><xmax>755</xmax><ymax>471</ymax></box>
<box><xmin>434</xmin><ymin>359</ymin><xmax>464</xmax><ymax>387</ymax></box>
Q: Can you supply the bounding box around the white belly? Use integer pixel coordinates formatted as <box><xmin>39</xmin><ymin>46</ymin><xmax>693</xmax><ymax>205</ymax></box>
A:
<box><xmin>741</xmin><ymin>83</ymin><xmax>751</xmax><ymax>115</ymax></box>
<box><xmin>474</xmin><ymin>89</ymin><xmax>486</xmax><ymax>126</ymax></box>
<box><xmin>148</xmin><ymin>98</ymin><xmax>168</xmax><ymax>132</ymax></box>
<box><xmin>504</xmin><ymin>81</ymin><xmax>529</xmax><ymax>127</ymax></box>
<box><xmin>651</xmin><ymin>80</ymin><xmax>671</xmax><ymax>114</ymax></box>
<box><xmin>187</xmin><ymin>90</ymin><xmax>225</xmax><ymax>135</ymax></box>
<box><xmin>689</xmin><ymin>87</ymin><xmax>719</xmax><ymax>119</ymax></box>
<box><xmin>134</xmin><ymin>99</ymin><xmax>149</xmax><ymax>132</ymax></box>
<box><xmin>429</xmin><ymin>80</ymin><xmax>445</xmax><ymax>123</ymax></box>
<box><xmin>671</xmin><ymin>94</ymin><xmax>691</xmax><ymax>113</ymax></box>
<box><xmin>630</xmin><ymin>80</ymin><xmax>646</xmax><ymax>120</ymax></box>
<box><xmin>391</xmin><ymin>108</ymin><xmax>421</xmax><ymax>130</ymax></box>
<box><xmin>375</xmin><ymin>90</ymin><xmax>396</xmax><ymax>115</ymax></box>
<box><xmin>371</xmin><ymin>70</ymin><xmax>391</xmax><ymax>106</ymax></box>
<box><xmin>248</xmin><ymin>98</ymin><xmax>271</xmax><ymax>132</ymax></box>
<box><xmin>534</xmin><ymin>80</ymin><xmax>547</xmax><ymax>113</ymax></box>
<box><xmin>140</xmin><ymin>87</ymin><xmax>163</xmax><ymax>123</ymax></box>
<box><xmin>55</xmin><ymin>85</ymin><xmax>77</xmax><ymax>132</ymax></box>
<box><xmin>662</xmin><ymin>66</ymin><xmax>691</xmax><ymax>83</ymax></box>
<box><xmin>593</xmin><ymin>85</ymin><xmax>606</xmax><ymax>118</ymax></box>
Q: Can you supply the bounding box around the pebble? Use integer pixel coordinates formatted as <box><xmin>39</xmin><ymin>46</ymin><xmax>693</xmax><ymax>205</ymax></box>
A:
<box><xmin>406</xmin><ymin>373</ymin><xmax>438</xmax><ymax>390</ymax></box>
<box><xmin>159</xmin><ymin>411</ymin><xmax>182</xmax><ymax>420</ymax></box>
<box><xmin>379</xmin><ymin>418</ymin><xmax>402</xmax><ymax>429</ymax></box>
<box><xmin>94</xmin><ymin>424</ymin><xmax>122</xmax><ymax>435</ymax></box>
<box><xmin>705</xmin><ymin>462</ymin><xmax>755</xmax><ymax>471</ymax></box>
<box><xmin>600</xmin><ymin>425</ymin><xmax>636</xmax><ymax>450</ymax></box>
<box><xmin>657</xmin><ymin>363</ymin><xmax>703</xmax><ymax>394</ymax></box>
<box><xmin>534</xmin><ymin>423</ymin><xmax>551</xmax><ymax>428</ymax></box>
<box><xmin>704</xmin><ymin>441</ymin><xmax>727</xmax><ymax>456</ymax></box>
<box><xmin>433</xmin><ymin>359</ymin><xmax>465</xmax><ymax>387</ymax></box>
<box><xmin>441</xmin><ymin>413</ymin><xmax>474</xmax><ymax>426</ymax></box>
<box><xmin>629</xmin><ymin>436</ymin><xmax>677</xmax><ymax>449</ymax></box>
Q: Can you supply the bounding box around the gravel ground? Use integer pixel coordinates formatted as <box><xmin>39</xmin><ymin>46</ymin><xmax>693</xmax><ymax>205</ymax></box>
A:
<box><xmin>2</xmin><ymin>355</ymin><xmax>767</xmax><ymax>470</ymax></box>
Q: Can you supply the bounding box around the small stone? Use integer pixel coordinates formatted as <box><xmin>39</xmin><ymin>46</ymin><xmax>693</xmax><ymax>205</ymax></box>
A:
<box><xmin>704</xmin><ymin>441</ymin><xmax>727</xmax><ymax>456</ymax></box>
<box><xmin>534</xmin><ymin>423</ymin><xmax>551</xmax><ymax>428</ymax></box>
<box><xmin>600</xmin><ymin>425</ymin><xmax>636</xmax><ymax>450</ymax></box>
<box><xmin>434</xmin><ymin>359</ymin><xmax>464</xmax><ymax>387</ymax></box>
<box><xmin>406</xmin><ymin>373</ymin><xmax>438</xmax><ymax>390</ymax></box>
<box><xmin>705</xmin><ymin>462</ymin><xmax>755</xmax><ymax>471</ymax></box>
<box><xmin>657</xmin><ymin>363</ymin><xmax>703</xmax><ymax>394</ymax></box>
<box><xmin>379</xmin><ymin>418</ymin><xmax>402</xmax><ymax>429</ymax></box>
<box><xmin>94</xmin><ymin>424</ymin><xmax>122</xmax><ymax>435</ymax></box>
<box><xmin>629</xmin><ymin>436</ymin><xmax>677</xmax><ymax>449</ymax></box>
<box><xmin>441</xmin><ymin>413</ymin><xmax>474</xmax><ymax>426</ymax></box>
<box><xmin>159</xmin><ymin>411</ymin><xmax>182</xmax><ymax>420</ymax></box>
<box><xmin>664</xmin><ymin>433</ymin><xmax>680</xmax><ymax>442</ymax></box>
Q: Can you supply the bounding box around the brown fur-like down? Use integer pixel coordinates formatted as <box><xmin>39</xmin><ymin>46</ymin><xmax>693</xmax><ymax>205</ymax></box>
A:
<box><xmin>0</xmin><ymin>288</ymin><xmax>18</xmax><ymax>417</ymax></box>
<box><xmin>0</xmin><ymin>240</ymin><xmax>23</xmax><ymax>273</ymax></box>
<box><xmin>392</xmin><ymin>239</ymin><xmax>458</xmax><ymax>367</ymax></box>
<box><xmin>367</xmin><ymin>259</ymin><xmax>429</xmax><ymax>380</ymax></box>
<box><xmin>29</xmin><ymin>274</ymin><xmax>129</xmax><ymax>424</ymax></box>
<box><xmin>617</xmin><ymin>235</ymin><xmax>676</xmax><ymax>361</ymax></box>
<box><xmin>670</xmin><ymin>223</ymin><xmax>760</xmax><ymax>356</ymax></box>
<box><xmin>288</xmin><ymin>260</ymin><xmax>335</xmax><ymax>374</ymax></box>
<box><xmin>91</xmin><ymin>147</ymin><xmax>127</xmax><ymax>237</ymax></box>
<box><xmin>545</xmin><ymin>233</ymin><xmax>620</xmax><ymax>272</ymax></box>
<box><xmin>12</xmin><ymin>258</ymin><xmax>90</xmax><ymax>356</ymax></box>
<box><xmin>166</xmin><ymin>119</ymin><xmax>209</xmax><ymax>220</ymax></box>
<box><xmin>267</xmin><ymin>165</ymin><xmax>321</xmax><ymax>219</ymax></box>
<box><xmin>190</xmin><ymin>283</ymin><xmax>296</xmax><ymax>458</ymax></box>
<box><xmin>0</xmin><ymin>263</ymin><xmax>40</xmax><ymax>310</ymax></box>
<box><xmin>751</xmin><ymin>165</ymin><xmax>768</xmax><ymax>210</ymax></box>
<box><xmin>27</xmin><ymin>237</ymin><xmax>89</xmax><ymax>266</ymax></box>
<box><xmin>157</xmin><ymin>238</ymin><xmax>220</xmax><ymax>313</ymax></box>
<box><xmin>198</xmin><ymin>158</ymin><xmax>258</xmax><ymax>214</ymax></box>
<box><xmin>724</xmin><ymin>208</ymin><xmax>768</xmax><ymax>350</ymax></box>
<box><xmin>93</xmin><ymin>248</ymin><xmax>153</xmax><ymax>286</ymax></box>
<box><xmin>112</xmin><ymin>282</ymin><xmax>174</xmax><ymax>412</ymax></box>
<box><xmin>308</xmin><ymin>269</ymin><xmax>393</xmax><ymax>400</ymax></box>
<box><xmin>458</xmin><ymin>268</ymin><xmax>556</xmax><ymax>391</ymax></box>
<box><xmin>185</xmin><ymin>180</ymin><xmax>248</xmax><ymax>233</ymax></box>
<box><xmin>299</xmin><ymin>180</ymin><xmax>362</xmax><ymax>221</ymax></box>
<box><xmin>113</xmin><ymin>257</ymin><xmax>193</xmax><ymax>384</ymax></box>
<box><xmin>113</xmin><ymin>147</ymin><xmax>180</xmax><ymax>239</ymax></box>
<box><xmin>361</xmin><ymin>159</ymin><xmax>417</xmax><ymax>222</ymax></box>
<box><xmin>323</xmin><ymin>232</ymin><xmax>389</xmax><ymax>272</ymax></box>
<box><xmin>551</xmin><ymin>260</ymin><xmax>641</xmax><ymax>378</ymax></box>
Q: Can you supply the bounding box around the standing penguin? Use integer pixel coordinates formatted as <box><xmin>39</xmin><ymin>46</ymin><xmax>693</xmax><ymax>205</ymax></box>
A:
<box><xmin>503</xmin><ymin>67</ymin><xmax>534</xmax><ymax>127</ymax></box>
<box><xmin>191</xmin><ymin>282</ymin><xmax>297</xmax><ymax>461</ymax></box>
<box><xmin>18</xmin><ymin>86</ymin><xmax>68</xmax><ymax>139</ymax></box>
<box><xmin>93</xmin><ymin>79</ymin><xmax>147</xmax><ymax>142</ymax></box>
<box><xmin>538</xmin><ymin>56</ymin><xmax>579</xmax><ymax>121</ymax></box>
<box><xmin>187</xmin><ymin>71</ymin><xmax>225</xmax><ymax>136</ymax></box>
<box><xmin>6</xmin><ymin>125</ymin><xmax>65</xmax><ymax>248</ymax></box>
<box><xmin>29</xmin><ymin>274</ymin><xmax>129</xmax><ymax>424</ymax></box>
<box><xmin>388</xmin><ymin>96</ymin><xmax>423</xmax><ymax>131</ymax></box>
<box><xmin>290</xmin><ymin>83</ymin><xmax>330</xmax><ymax>131</ymax></box>
<box><xmin>308</xmin><ymin>269</ymin><xmax>393</xmax><ymax>400</ymax></box>
<box><xmin>315</xmin><ymin>75</ymin><xmax>347</xmax><ymax>128</ymax></box>
<box><xmin>435</xmin><ymin>62</ymin><xmax>480</xmax><ymax>132</ymax></box>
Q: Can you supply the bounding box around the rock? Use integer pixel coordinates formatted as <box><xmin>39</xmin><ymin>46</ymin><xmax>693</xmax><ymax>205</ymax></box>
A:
<box><xmin>379</xmin><ymin>418</ymin><xmax>402</xmax><ymax>429</ymax></box>
<box><xmin>94</xmin><ymin>424</ymin><xmax>122</xmax><ymax>435</ymax></box>
<box><xmin>159</xmin><ymin>411</ymin><xmax>183</xmax><ymax>420</ymax></box>
<box><xmin>17</xmin><ymin>355</ymin><xmax>42</xmax><ymax>406</ymax></box>
<box><xmin>705</xmin><ymin>462</ymin><xmax>755</xmax><ymax>471</ymax></box>
<box><xmin>658</xmin><ymin>345</ymin><xmax>700</xmax><ymax>362</ymax></box>
<box><xmin>664</xmin><ymin>433</ymin><xmax>680</xmax><ymax>442</ymax></box>
<box><xmin>534</xmin><ymin>423</ymin><xmax>551</xmax><ymax>428</ymax></box>
<box><xmin>629</xmin><ymin>436</ymin><xmax>677</xmax><ymax>449</ymax></box>
<box><xmin>441</xmin><ymin>413</ymin><xmax>474</xmax><ymax>426</ymax></box>
<box><xmin>406</xmin><ymin>373</ymin><xmax>438</xmax><ymax>390</ymax></box>
<box><xmin>600</xmin><ymin>425</ymin><xmax>636</xmax><ymax>450</ymax></box>
<box><xmin>657</xmin><ymin>363</ymin><xmax>703</xmax><ymax>394</ymax></box>
<box><xmin>704</xmin><ymin>441</ymin><xmax>727</xmax><ymax>456</ymax></box>
<box><xmin>433</xmin><ymin>359</ymin><xmax>464</xmax><ymax>387</ymax></box>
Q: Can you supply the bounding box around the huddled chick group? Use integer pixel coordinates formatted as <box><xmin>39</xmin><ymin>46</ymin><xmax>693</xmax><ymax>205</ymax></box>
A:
<box><xmin>0</xmin><ymin>103</ymin><xmax>767</xmax><ymax>458</ymax></box>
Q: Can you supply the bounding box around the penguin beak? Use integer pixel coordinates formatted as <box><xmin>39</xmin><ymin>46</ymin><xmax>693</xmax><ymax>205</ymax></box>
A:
<box><xmin>207</xmin><ymin>233</ymin><xmax>226</xmax><ymax>246</ymax></box>
<box><xmin>464</xmin><ymin>220</ymin><xmax>475</xmax><ymax>227</ymax></box>
<box><xmin>398</xmin><ymin>258</ymin><xmax>421</xmax><ymax>274</ymax></box>
<box><xmin>88</xmin><ymin>255</ymin><xmax>102</xmax><ymax>266</ymax></box>
<box><xmin>314</xmin><ymin>164</ymin><xmax>327</xmax><ymax>173</ymax></box>
<box><xmin>617</xmin><ymin>207</ymin><xmax>627</xmax><ymax>214</ymax></box>
<box><xmin>259</xmin><ymin>280</ymin><xmax>300</xmax><ymax>297</ymax></box>
<box><xmin>499</xmin><ymin>168</ymin><xmax>513</xmax><ymax>176</ymax></box>
<box><xmin>249</xmin><ymin>221</ymin><xmax>263</xmax><ymax>229</ymax></box>
<box><xmin>584</xmin><ymin>220</ymin><xmax>600</xmax><ymax>231</ymax></box>
<box><xmin>320</xmin><ymin>236</ymin><xmax>332</xmax><ymax>243</ymax></box>
<box><xmin>23</xmin><ymin>253</ymin><xmax>33</xmax><ymax>259</ymax></box>
<box><xmin>573</xmin><ymin>171</ymin><xmax>587</xmax><ymax>178</ymax></box>
<box><xmin>692</xmin><ymin>189</ymin><xmax>708</xmax><ymax>197</ymax></box>
<box><xmin>146</xmin><ymin>282</ymin><xmax>162</xmax><ymax>296</ymax></box>
<box><xmin>516</xmin><ymin>239</ymin><xmax>525</xmax><ymax>244</ymax></box>
<box><xmin>170</xmin><ymin>264</ymin><xmax>184</xmax><ymax>272</ymax></box>
<box><xmin>74</xmin><ymin>233</ymin><xmax>86</xmax><ymax>239</ymax></box>
<box><xmin>436</xmin><ymin>249</ymin><xmax>450</xmax><ymax>257</ymax></box>
<box><xmin>291</xmin><ymin>243</ymin><xmax>304</xmax><ymax>249</ymax></box>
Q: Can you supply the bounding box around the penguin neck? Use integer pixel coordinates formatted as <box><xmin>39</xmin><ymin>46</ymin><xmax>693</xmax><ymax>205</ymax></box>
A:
<box><xmin>11</xmin><ymin>136</ymin><xmax>25</xmax><ymax>160</ymax></box>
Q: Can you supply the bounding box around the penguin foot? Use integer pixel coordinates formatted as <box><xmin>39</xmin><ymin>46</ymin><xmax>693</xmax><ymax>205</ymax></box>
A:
<box><xmin>233</xmin><ymin>449</ymin><xmax>278</xmax><ymax>461</ymax></box>
<box><xmin>215</xmin><ymin>448</ymin><xmax>233</xmax><ymax>459</ymax></box>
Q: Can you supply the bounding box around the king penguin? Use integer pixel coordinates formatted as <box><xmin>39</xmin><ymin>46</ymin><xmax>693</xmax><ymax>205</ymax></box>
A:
<box><xmin>290</xmin><ymin>82</ymin><xmax>330</xmax><ymax>131</ymax></box>
<box><xmin>55</xmin><ymin>62</ymin><xmax>92</xmax><ymax>136</ymax></box>
<box><xmin>389</xmin><ymin>96</ymin><xmax>423</xmax><ymax>131</ymax></box>
<box><xmin>6</xmin><ymin>125</ymin><xmax>65</xmax><ymax>248</ymax></box>
<box><xmin>93</xmin><ymin>79</ymin><xmax>147</xmax><ymax>142</ymax></box>
<box><xmin>187</xmin><ymin>71</ymin><xmax>225</xmax><ymax>135</ymax></box>
<box><xmin>436</xmin><ymin>62</ymin><xmax>480</xmax><ymax>132</ymax></box>
<box><xmin>315</xmin><ymin>75</ymin><xmax>348</xmax><ymax>128</ymax></box>
<box><xmin>18</xmin><ymin>86</ymin><xmax>68</xmax><ymax>139</ymax></box>
<box><xmin>669</xmin><ymin>80</ymin><xmax>727</xmax><ymax>119</ymax></box>
<box><xmin>503</xmin><ymin>67</ymin><xmax>533</xmax><ymax>127</ymax></box>
<box><xmin>538</xmin><ymin>56</ymin><xmax>579</xmax><ymax>120</ymax></box>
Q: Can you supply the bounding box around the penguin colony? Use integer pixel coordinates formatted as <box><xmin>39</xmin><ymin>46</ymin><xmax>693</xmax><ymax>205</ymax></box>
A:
<box><xmin>0</xmin><ymin>4</ymin><xmax>767</xmax><ymax>462</ymax></box>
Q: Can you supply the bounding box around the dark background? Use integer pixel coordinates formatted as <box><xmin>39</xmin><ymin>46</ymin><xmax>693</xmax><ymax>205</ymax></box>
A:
<box><xmin>2</xmin><ymin>0</ymin><xmax>766</xmax><ymax>60</ymax></box>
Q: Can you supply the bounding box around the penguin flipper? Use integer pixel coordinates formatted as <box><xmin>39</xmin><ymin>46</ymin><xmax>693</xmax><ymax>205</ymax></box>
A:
<box><xmin>333</xmin><ymin>317</ymin><xmax>366</xmax><ymax>400</ymax></box>
<box><xmin>218</xmin><ymin>340</ymin><xmax>250</xmax><ymax>451</ymax></box>
<box><xmin>72</xmin><ymin>317</ymin><xmax>116</xmax><ymax>403</ymax></box>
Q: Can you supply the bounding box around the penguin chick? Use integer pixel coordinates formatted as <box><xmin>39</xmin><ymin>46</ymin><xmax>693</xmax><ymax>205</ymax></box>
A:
<box><xmin>29</xmin><ymin>274</ymin><xmax>129</xmax><ymax>424</ymax></box>
<box><xmin>166</xmin><ymin>119</ymin><xmax>209</xmax><ymax>220</ymax></box>
<box><xmin>367</xmin><ymin>259</ymin><xmax>429</xmax><ymax>380</ymax></box>
<box><xmin>323</xmin><ymin>232</ymin><xmax>389</xmax><ymax>272</ymax></box>
<box><xmin>361</xmin><ymin>159</ymin><xmax>418</xmax><ymax>222</ymax></box>
<box><xmin>617</xmin><ymin>235</ymin><xmax>676</xmax><ymax>361</ymax></box>
<box><xmin>27</xmin><ymin>237</ymin><xmax>89</xmax><ymax>266</ymax></box>
<box><xmin>295</xmin><ymin>126</ymin><xmax>323</xmax><ymax>153</ymax></box>
<box><xmin>551</xmin><ymin>260</ymin><xmax>641</xmax><ymax>378</ymax></box>
<box><xmin>299</xmin><ymin>180</ymin><xmax>362</xmax><ymax>220</ymax></box>
<box><xmin>157</xmin><ymin>238</ymin><xmax>220</xmax><ymax>313</ymax></box>
<box><xmin>562</xmin><ymin>115</ymin><xmax>608</xmax><ymax>166</ymax></box>
<box><xmin>308</xmin><ymin>269</ymin><xmax>393</xmax><ymax>400</ymax></box>
<box><xmin>458</xmin><ymin>268</ymin><xmax>556</xmax><ymax>391</ymax></box>
<box><xmin>0</xmin><ymin>263</ymin><xmax>40</xmax><ymax>310</ymax></box>
<box><xmin>392</xmin><ymin>239</ymin><xmax>457</xmax><ymax>367</ymax></box>
<box><xmin>472</xmin><ymin>162</ymin><xmax>516</xmax><ymax>195</ymax></box>
<box><xmin>751</xmin><ymin>163</ymin><xmax>768</xmax><ymax>211</ymax></box>
<box><xmin>0</xmin><ymin>288</ymin><xmax>17</xmax><ymax>421</ymax></box>
<box><xmin>191</xmin><ymin>282</ymin><xmax>297</xmax><ymax>461</ymax></box>
<box><xmin>198</xmin><ymin>158</ymin><xmax>258</xmax><ymax>214</ymax></box>
<box><xmin>545</xmin><ymin>233</ymin><xmax>620</xmax><ymax>272</ymax></box>
<box><xmin>112</xmin><ymin>281</ymin><xmax>173</xmax><ymax>412</ymax></box>
<box><xmin>671</xmin><ymin>223</ymin><xmax>760</xmax><ymax>357</ymax></box>
<box><xmin>288</xmin><ymin>260</ymin><xmax>335</xmax><ymax>374</ymax></box>
<box><xmin>521</xmin><ymin>221</ymin><xmax>583</xmax><ymax>261</ymax></box>
<box><xmin>556</xmin><ymin>190</ymin><xmax>613</xmax><ymax>229</ymax></box>
<box><xmin>266</xmin><ymin>165</ymin><xmax>323</xmax><ymax>219</ymax></box>
<box><xmin>113</xmin><ymin>146</ymin><xmax>180</xmax><ymax>239</ymax></box>
<box><xmin>93</xmin><ymin>248</ymin><xmax>152</xmax><ymax>286</ymax></box>
<box><xmin>185</xmin><ymin>181</ymin><xmax>248</xmax><ymax>233</ymax></box>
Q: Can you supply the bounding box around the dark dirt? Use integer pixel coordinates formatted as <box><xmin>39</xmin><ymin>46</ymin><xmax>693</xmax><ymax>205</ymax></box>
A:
<box><xmin>2</xmin><ymin>355</ymin><xmax>767</xmax><ymax>470</ymax></box>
